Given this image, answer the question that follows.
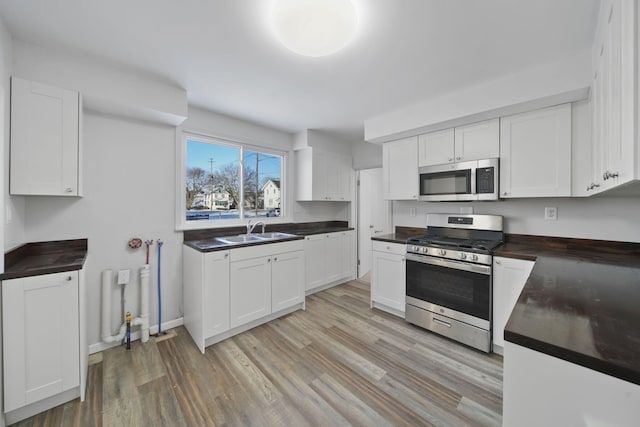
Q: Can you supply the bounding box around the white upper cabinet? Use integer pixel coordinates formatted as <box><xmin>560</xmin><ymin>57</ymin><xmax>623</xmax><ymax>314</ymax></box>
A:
<box><xmin>587</xmin><ymin>0</ymin><xmax>637</xmax><ymax>194</ymax></box>
<box><xmin>10</xmin><ymin>77</ymin><xmax>82</xmax><ymax>196</ymax></box>
<box><xmin>418</xmin><ymin>128</ymin><xmax>454</xmax><ymax>166</ymax></box>
<box><xmin>500</xmin><ymin>104</ymin><xmax>572</xmax><ymax>198</ymax></box>
<box><xmin>295</xmin><ymin>147</ymin><xmax>352</xmax><ymax>201</ymax></box>
<box><xmin>418</xmin><ymin>119</ymin><xmax>499</xmax><ymax>167</ymax></box>
<box><xmin>383</xmin><ymin>136</ymin><xmax>418</xmax><ymax>200</ymax></box>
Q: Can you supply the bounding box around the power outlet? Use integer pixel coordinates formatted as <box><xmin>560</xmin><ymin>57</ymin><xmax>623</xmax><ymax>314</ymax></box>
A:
<box><xmin>117</xmin><ymin>269</ymin><xmax>130</xmax><ymax>285</ymax></box>
<box><xmin>544</xmin><ymin>207</ymin><xmax>558</xmax><ymax>220</ymax></box>
<box><xmin>409</xmin><ymin>207</ymin><xmax>417</xmax><ymax>217</ymax></box>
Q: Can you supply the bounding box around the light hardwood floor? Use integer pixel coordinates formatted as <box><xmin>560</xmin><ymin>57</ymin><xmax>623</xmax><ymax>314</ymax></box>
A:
<box><xmin>13</xmin><ymin>279</ymin><xmax>503</xmax><ymax>426</ymax></box>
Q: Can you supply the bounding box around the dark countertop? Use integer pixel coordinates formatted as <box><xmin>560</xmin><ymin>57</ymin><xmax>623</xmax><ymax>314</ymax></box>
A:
<box><xmin>1</xmin><ymin>239</ymin><xmax>88</xmax><ymax>280</ymax></box>
<box><xmin>498</xmin><ymin>234</ymin><xmax>640</xmax><ymax>385</ymax></box>
<box><xmin>371</xmin><ymin>226</ymin><xmax>427</xmax><ymax>245</ymax></box>
<box><xmin>183</xmin><ymin>221</ymin><xmax>353</xmax><ymax>253</ymax></box>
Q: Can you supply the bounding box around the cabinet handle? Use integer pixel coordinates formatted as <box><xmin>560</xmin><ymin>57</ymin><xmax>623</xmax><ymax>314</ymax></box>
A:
<box><xmin>448</xmin><ymin>158</ymin><xmax>453</xmax><ymax>162</ymax></box>
<box><xmin>503</xmin><ymin>192</ymin><xmax>508</xmax><ymax>196</ymax></box>
<box><xmin>67</xmin><ymin>276</ymin><xmax>73</xmax><ymax>281</ymax></box>
<box><xmin>456</xmin><ymin>156</ymin><xmax>461</xmax><ymax>161</ymax></box>
<box><xmin>273</xmin><ymin>257</ymin><xmax>278</xmax><ymax>262</ymax></box>
<box><xmin>224</xmin><ymin>253</ymin><xmax>229</xmax><ymax>258</ymax></box>
<box><xmin>401</xmin><ymin>257</ymin><xmax>405</xmax><ymax>262</ymax></box>
<box><xmin>495</xmin><ymin>260</ymin><xmax>501</xmax><ymax>265</ymax></box>
<box><xmin>65</xmin><ymin>187</ymin><xmax>73</xmax><ymax>193</ymax></box>
<box><xmin>267</xmin><ymin>258</ymin><xmax>271</xmax><ymax>263</ymax></box>
<box><xmin>433</xmin><ymin>317</ymin><xmax>451</xmax><ymax>328</ymax></box>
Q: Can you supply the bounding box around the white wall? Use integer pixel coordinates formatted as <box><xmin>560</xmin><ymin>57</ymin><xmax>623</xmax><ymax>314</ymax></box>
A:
<box><xmin>12</xmin><ymin>40</ymin><xmax>187</xmax><ymax>126</ymax></box>
<box><xmin>365</xmin><ymin>49</ymin><xmax>591</xmax><ymax>142</ymax></box>
<box><xmin>23</xmin><ymin>112</ymin><xmax>182</xmax><ymax>350</ymax></box>
<box><xmin>0</xmin><ymin>16</ymin><xmax>9</xmax><ymax>427</ymax></box>
<box><xmin>393</xmin><ymin>197</ymin><xmax>640</xmax><ymax>243</ymax></box>
<box><xmin>351</xmin><ymin>139</ymin><xmax>382</xmax><ymax>170</ymax></box>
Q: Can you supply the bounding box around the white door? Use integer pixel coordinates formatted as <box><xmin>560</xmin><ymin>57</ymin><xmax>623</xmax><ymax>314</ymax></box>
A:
<box><xmin>357</xmin><ymin>168</ymin><xmax>391</xmax><ymax>279</ymax></box>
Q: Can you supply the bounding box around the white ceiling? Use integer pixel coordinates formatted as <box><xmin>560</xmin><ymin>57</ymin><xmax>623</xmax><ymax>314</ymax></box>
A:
<box><xmin>0</xmin><ymin>0</ymin><xmax>600</xmax><ymax>142</ymax></box>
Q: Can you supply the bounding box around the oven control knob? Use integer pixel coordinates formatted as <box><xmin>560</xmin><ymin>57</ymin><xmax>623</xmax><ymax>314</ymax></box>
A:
<box><xmin>438</xmin><ymin>249</ymin><xmax>446</xmax><ymax>256</ymax></box>
<box><xmin>412</xmin><ymin>246</ymin><xmax>419</xmax><ymax>252</ymax></box>
<box><xmin>459</xmin><ymin>253</ymin><xmax>467</xmax><ymax>260</ymax></box>
<box><xmin>470</xmin><ymin>254</ymin><xmax>479</xmax><ymax>261</ymax></box>
<box><xmin>420</xmin><ymin>247</ymin><xmax>427</xmax><ymax>254</ymax></box>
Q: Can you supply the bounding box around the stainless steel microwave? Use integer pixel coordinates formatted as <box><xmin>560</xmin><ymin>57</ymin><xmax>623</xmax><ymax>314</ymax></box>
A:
<box><xmin>418</xmin><ymin>158</ymin><xmax>499</xmax><ymax>202</ymax></box>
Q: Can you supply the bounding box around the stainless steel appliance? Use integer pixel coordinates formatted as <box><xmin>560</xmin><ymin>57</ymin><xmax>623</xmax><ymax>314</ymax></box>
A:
<box><xmin>418</xmin><ymin>158</ymin><xmax>499</xmax><ymax>202</ymax></box>
<box><xmin>405</xmin><ymin>213</ymin><xmax>503</xmax><ymax>352</ymax></box>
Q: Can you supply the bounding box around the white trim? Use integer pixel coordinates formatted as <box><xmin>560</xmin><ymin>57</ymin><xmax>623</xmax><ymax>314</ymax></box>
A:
<box><xmin>88</xmin><ymin>317</ymin><xmax>184</xmax><ymax>354</ymax></box>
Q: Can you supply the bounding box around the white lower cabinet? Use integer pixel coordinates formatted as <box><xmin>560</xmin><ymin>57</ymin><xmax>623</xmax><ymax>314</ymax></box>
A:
<box><xmin>503</xmin><ymin>341</ymin><xmax>640</xmax><ymax>427</ymax></box>
<box><xmin>271</xmin><ymin>250</ymin><xmax>305</xmax><ymax>312</ymax></box>
<box><xmin>183</xmin><ymin>247</ymin><xmax>230</xmax><ymax>353</ymax></box>
<box><xmin>304</xmin><ymin>230</ymin><xmax>355</xmax><ymax>293</ymax></box>
<box><xmin>3</xmin><ymin>269</ymin><xmax>87</xmax><ymax>417</ymax></box>
<box><xmin>183</xmin><ymin>240</ymin><xmax>304</xmax><ymax>352</ymax></box>
<box><xmin>371</xmin><ymin>241</ymin><xmax>406</xmax><ymax>316</ymax></box>
<box><xmin>492</xmin><ymin>256</ymin><xmax>535</xmax><ymax>352</ymax></box>
<box><xmin>230</xmin><ymin>256</ymin><xmax>272</xmax><ymax>328</ymax></box>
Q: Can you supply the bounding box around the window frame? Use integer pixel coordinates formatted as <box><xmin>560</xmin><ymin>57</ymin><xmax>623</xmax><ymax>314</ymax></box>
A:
<box><xmin>176</xmin><ymin>130</ymin><xmax>289</xmax><ymax>230</ymax></box>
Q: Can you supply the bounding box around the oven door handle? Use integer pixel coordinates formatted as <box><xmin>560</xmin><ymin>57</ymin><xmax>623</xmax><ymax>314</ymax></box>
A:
<box><xmin>405</xmin><ymin>253</ymin><xmax>491</xmax><ymax>275</ymax></box>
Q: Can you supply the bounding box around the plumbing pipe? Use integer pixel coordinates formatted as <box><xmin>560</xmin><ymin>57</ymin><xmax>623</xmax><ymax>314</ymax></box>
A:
<box><xmin>102</xmin><ymin>266</ymin><xmax>151</xmax><ymax>345</ymax></box>
<box><xmin>126</xmin><ymin>312</ymin><xmax>132</xmax><ymax>350</ymax></box>
<box><xmin>156</xmin><ymin>240</ymin><xmax>165</xmax><ymax>335</ymax></box>
<box><xmin>138</xmin><ymin>264</ymin><xmax>150</xmax><ymax>343</ymax></box>
<box><xmin>101</xmin><ymin>269</ymin><xmax>114</xmax><ymax>341</ymax></box>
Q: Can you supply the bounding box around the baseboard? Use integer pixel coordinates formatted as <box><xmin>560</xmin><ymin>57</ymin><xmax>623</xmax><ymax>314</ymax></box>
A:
<box><xmin>89</xmin><ymin>317</ymin><xmax>184</xmax><ymax>354</ymax></box>
<box><xmin>305</xmin><ymin>275</ymin><xmax>355</xmax><ymax>296</ymax></box>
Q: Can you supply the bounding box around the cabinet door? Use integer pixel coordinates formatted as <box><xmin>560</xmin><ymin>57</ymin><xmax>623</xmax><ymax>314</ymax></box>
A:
<box><xmin>304</xmin><ymin>235</ymin><xmax>326</xmax><ymax>291</ymax></box>
<box><xmin>336</xmin><ymin>154</ymin><xmax>352</xmax><ymax>201</ymax></box>
<box><xmin>492</xmin><ymin>257</ymin><xmax>534</xmax><ymax>349</ymax></box>
<box><xmin>500</xmin><ymin>104</ymin><xmax>571</xmax><ymax>198</ymax></box>
<box><xmin>340</xmin><ymin>230</ymin><xmax>355</xmax><ymax>279</ymax></box>
<box><xmin>230</xmin><ymin>257</ymin><xmax>271</xmax><ymax>328</ymax></box>
<box><xmin>10</xmin><ymin>77</ymin><xmax>80</xmax><ymax>196</ymax></box>
<box><xmin>324</xmin><ymin>233</ymin><xmax>343</xmax><ymax>284</ymax></box>
<box><xmin>203</xmin><ymin>251</ymin><xmax>230</xmax><ymax>339</ymax></box>
<box><xmin>3</xmin><ymin>272</ymin><xmax>80</xmax><ymax>412</ymax></box>
<box><xmin>418</xmin><ymin>128</ymin><xmax>455</xmax><ymax>166</ymax></box>
<box><xmin>271</xmin><ymin>250</ymin><xmax>305</xmax><ymax>312</ymax></box>
<box><xmin>383</xmin><ymin>136</ymin><xmax>419</xmax><ymax>200</ymax></box>
<box><xmin>371</xmin><ymin>248</ymin><xmax>406</xmax><ymax>314</ymax></box>
<box><xmin>454</xmin><ymin>119</ymin><xmax>499</xmax><ymax>162</ymax></box>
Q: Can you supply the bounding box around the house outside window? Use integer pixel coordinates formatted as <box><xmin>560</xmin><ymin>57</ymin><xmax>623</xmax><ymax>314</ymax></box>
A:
<box><xmin>181</xmin><ymin>133</ymin><xmax>284</xmax><ymax>224</ymax></box>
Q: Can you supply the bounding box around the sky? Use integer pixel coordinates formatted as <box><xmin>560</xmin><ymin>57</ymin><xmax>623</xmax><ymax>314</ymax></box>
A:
<box><xmin>186</xmin><ymin>139</ymin><xmax>281</xmax><ymax>180</ymax></box>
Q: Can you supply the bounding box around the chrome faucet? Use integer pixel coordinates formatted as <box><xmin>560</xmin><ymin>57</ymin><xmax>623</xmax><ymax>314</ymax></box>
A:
<box><xmin>246</xmin><ymin>220</ymin><xmax>266</xmax><ymax>235</ymax></box>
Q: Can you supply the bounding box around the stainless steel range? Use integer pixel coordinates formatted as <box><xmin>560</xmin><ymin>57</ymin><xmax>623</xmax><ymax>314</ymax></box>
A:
<box><xmin>405</xmin><ymin>214</ymin><xmax>503</xmax><ymax>352</ymax></box>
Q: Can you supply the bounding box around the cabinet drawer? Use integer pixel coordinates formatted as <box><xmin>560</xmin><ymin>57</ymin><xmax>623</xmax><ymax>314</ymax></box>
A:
<box><xmin>230</xmin><ymin>240</ymin><xmax>304</xmax><ymax>262</ymax></box>
<box><xmin>372</xmin><ymin>240</ymin><xmax>406</xmax><ymax>255</ymax></box>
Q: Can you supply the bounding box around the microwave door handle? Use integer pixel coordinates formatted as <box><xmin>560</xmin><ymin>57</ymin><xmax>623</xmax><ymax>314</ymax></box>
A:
<box><xmin>470</xmin><ymin>167</ymin><xmax>477</xmax><ymax>195</ymax></box>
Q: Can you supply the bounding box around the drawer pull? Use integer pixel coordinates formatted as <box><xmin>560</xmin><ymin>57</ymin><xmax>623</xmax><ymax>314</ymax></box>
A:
<box><xmin>433</xmin><ymin>317</ymin><xmax>451</xmax><ymax>328</ymax></box>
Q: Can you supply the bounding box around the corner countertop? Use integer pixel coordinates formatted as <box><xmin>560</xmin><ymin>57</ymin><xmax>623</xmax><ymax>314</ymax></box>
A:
<box><xmin>497</xmin><ymin>234</ymin><xmax>640</xmax><ymax>386</ymax></box>
<box><xmin>371</xmin><ymin>226</ymin><xmax>427</xmax><ymax>245</ymax></box>
<box><xmin>183</xmin><ymin>221</ymin><xmax>353</xmax><ymax>253</ymax></box>
<box><xmin>1</xmin><ymin>239</ymin><xmax>88</xmax><ymax>280</ymax></box>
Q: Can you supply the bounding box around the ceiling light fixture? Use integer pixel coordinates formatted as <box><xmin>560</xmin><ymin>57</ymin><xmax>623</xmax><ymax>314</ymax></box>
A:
<box><xmin>271</xmin><ymin>0</ymin><xmax>358</xmax><ymax>57</ymax></box>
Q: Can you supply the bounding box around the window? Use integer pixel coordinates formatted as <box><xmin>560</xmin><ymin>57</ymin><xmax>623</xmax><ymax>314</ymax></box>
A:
<box><xmin>181</xmin><ymin>133</ymin><xmax>284</xmax><ymax>224</ymax></box>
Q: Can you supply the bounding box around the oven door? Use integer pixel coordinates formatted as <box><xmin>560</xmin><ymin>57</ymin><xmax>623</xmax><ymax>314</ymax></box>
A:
<box><xmin>418</xmin><ymin>160</ymin><xmax>477</xmax><ymax>202</ymax></box>
<box><xmin>405</xmin><ymin>253</ymin><xmax>491</xmax><ymax>330</ymax></box>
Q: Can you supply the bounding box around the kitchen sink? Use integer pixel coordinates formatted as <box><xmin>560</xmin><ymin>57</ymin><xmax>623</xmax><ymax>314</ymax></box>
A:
<box><xmin>215</xmin><ymin>232</ymin><xmax>297</xmax><ymax>245</ymax></box>
<box><xmin>253</xmin><ymin>232</ymin><xmax>296</xmax><ymax>240</ymax></box>
<box><xmin>215</xmin><ymin>234</ymin><xmax>264</xmax><ymax>244</ymax></box>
